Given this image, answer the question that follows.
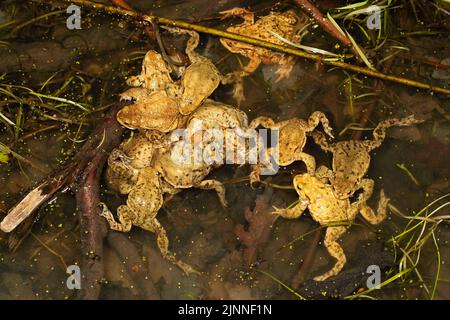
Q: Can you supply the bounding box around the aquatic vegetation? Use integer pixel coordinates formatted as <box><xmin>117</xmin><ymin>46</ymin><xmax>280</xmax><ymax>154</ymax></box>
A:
<box><xmin>0</xmin><ymin>0</ymin><xmax>449</xmax><ymax>300</ymax></box>
<box><xmin>346</xmin><ymin>194</ymin><xmax>450</xmax><ymax>299</ymax></box>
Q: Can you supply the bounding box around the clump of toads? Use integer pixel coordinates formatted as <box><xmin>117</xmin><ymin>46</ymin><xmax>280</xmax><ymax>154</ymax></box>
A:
<box><xmin>102</xmin><ymin>20</ymin><xmax>423</xmax><ymax>281</ymax></box>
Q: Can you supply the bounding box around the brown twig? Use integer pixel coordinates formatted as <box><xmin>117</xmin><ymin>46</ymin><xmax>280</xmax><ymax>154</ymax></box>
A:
<box><xmin>397</xmin><ymin>52</ymin><xmax>450</xmax><ymax>70</ymax></box>
<box><xmin>33</xmin><ymin>0</ymin><xmax>450</xmax><ymax>95</ymax></box>
<box><xmin>110</xmin><ymin>0</ymin><xmax>134</xmax><ymax>11</ymax></box>
<box><xmin>292</xmin><ymin>0</ymin><xmax>352</xmax><ymax>48</ymax></box>
<box><xmin>352</xmin><ymin>57</ymin><xmax>395</xmax><ymax>140</ymax></box>
<box><xmin>2</xmin><ymin>103</ymin><xmax>126</xmax><ymax>300</ymax></box>
<box><xmin>75</xmin><ymin>105</ymin><xmax>124</xmax><ymax>299</ymax></box>
<box><xmin>291</xmin><ymin>228</ymin><xmax>321</xmax><ymax>289</ymax></box>
<box><xmin>2</xmin><ymin>103</ymin><xmax>126</xmax><ymax>236</ymax></box>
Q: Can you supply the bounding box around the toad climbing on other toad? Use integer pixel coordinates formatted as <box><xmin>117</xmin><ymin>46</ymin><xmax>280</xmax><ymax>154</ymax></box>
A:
<box><xmin>248</xmin><ymin>111</ymin><xmax>333</xmax><ymax>186</ymax></box>
<box><xmin>101</xmin><ymin>101</ymin><xmax>250</xmax><ymax>274</ymax></box>
<box><xmin>117</xmin><ymin>29</ymin><xmax>221</xmax><ymax>131</ymax></box>
<box><xmin>312</xmin><ymin>115</ymin><xmax>424</xmax><ymax>200</ymax></box>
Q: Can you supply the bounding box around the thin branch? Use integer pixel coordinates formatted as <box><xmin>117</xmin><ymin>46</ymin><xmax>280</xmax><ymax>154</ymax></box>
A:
<box><xmin>2</xmin><ymin>102</ymin><xmax>126</xmax><ymax>238</ymax></box>
<box><xmin>47</xmin><ymin>0</ymin><xmax>450</xmax><ymax>95</ymax></box>
<box><xmin>292</xmin><ymin>0</ymin><xmax>352</xmax><ymax>47</ymax></box>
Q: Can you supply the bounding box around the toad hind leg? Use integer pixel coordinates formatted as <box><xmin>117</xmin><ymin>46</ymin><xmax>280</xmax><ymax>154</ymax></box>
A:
<box><xmin>142</xmin><ymin>217</ymin><xmax>199</xmax><ymax>275</ymax></box>
<box><xmin>195</xmin><ymin>179</ymin><xmax>228</xmax><ymax>208</ymax></box>
<box><xmin>306</xmin><ymin>111</ymin><xmax>334</xmax><ymax>139</ymax></box>
<box><xmin>106</xmin><ymin>207</ymin><xmax>198</xmax><ymax>275</ymax></box>
<box><xmin>249</xmin><ymin>116</ymin><xmax>275</xmax><ymax>129</ymax></box>
<box><xmin>101</xmin><ymin>204</ymin><xmax>198</xmax><ymax>274</ymax></box>
<box><xmin>369</xmin><ymin>115</ymin><xmax>423</xmax><ymax>151</ymax></box>
<box><xmin>314</xmin><ymin>226</ymin><xmax>347</xmax><ymax>281</ymax></box>
<box><xmin>359</xmin><ymin>189</ymin><xmax>390</xmax><ymax>225</ymax></box>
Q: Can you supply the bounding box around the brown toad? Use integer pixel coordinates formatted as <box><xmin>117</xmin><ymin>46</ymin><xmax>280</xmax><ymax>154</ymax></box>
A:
<box><xmin>117</xmin><ymin>29</ymin><xmax>221</xmax><ymax>131</ymax></box>
<box><xmin>101</xmin><ymin>101</ymin><xmax>249</xmax><ymax>274</ymax></box>
<box><xmin>248</xmin><ymin>111</ymin><xmax>333</xmax><ymax>186</ymax></box>
<box><xmin>274</xmin><ymin>172</ymin><xmax>389</xmax><ymax>281</ymax></box>
<box><xmin>312</xmin><ymin>115</ymin><xmax>424</xmax><ymax>200</ymax></box>
<box><xmin>101</xmin><ymin>131</ymin><xmax>226</xmax><ymax>275</ymax></box>
<box><xmin>220</xmin><ymin>8</ymin><xmax>304</xmax><ymax>103</ymax></box>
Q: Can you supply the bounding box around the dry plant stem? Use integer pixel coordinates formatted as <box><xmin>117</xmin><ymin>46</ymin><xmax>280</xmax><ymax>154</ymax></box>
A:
<box><xmin>74</xmin><ymin>104</ymin><xmax>125</xmax><ymax>300</ymax></box>
<box><xmin>5</xmin><ymin>165</ymin><xmax>77</xmax><ymax>251</ymax></box>
<box><xmin>352</xmin><ymin>58</ymin><xmax>395</xmax><ymax>140</ymax></box>
<box><xmin>292</xmin><ymin>0</ymin><xmax>352</xmax><ymax>47</ymax></box>
<box><xmin>1</xmin><ymin>164</ymin><xmax>76</xmax><ymax>234</ymax></box>
<box><xmin>291</xmin><ymin>228</ymin><xmax>321</xmax><ymax>289</ymax></box>
<box><xmin>1</xmin><ymin>102</ymin><xmax>126</xmax><ymax>235</ymax></box>
<box><xmin>52</xmin><ymin>0</ymin><xmax>450</xmax><ymax>96</ymax></box>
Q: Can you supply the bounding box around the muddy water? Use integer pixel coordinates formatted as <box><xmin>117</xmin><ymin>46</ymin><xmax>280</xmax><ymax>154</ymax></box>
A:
<box><xmin>0</xmin><ymin>0</ymin><xmax>449</xmax><ymax>299</ymax></box>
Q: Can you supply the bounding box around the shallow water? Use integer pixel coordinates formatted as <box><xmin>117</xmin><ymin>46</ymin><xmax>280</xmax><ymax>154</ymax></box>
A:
<box><xmin>0</xmin><ymin>0</ymin><xmax>449</xmax><ymax>300</ymax></box>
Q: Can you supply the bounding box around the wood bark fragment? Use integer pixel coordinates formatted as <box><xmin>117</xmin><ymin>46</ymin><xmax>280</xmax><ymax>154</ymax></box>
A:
<box><xmin>1</xmin><ymin>103</ymin><xmax>126</xmax><ymax>299</ymax></box>
<box><xmin>74</xmin><ymin>104</ymin><xmax>126</xmax><ymax>300</ymax></box>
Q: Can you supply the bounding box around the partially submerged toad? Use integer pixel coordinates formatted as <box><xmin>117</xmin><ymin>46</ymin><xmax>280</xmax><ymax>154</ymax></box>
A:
<box><xmin>220</xmin><ymin>8</ymin><xmax>304</xmax><ymax>103</ymax></box>
<box><xmin>313</xmin><ymin>115</ymin><xmax>424</xmax><ymax>200</ymax></box>
<box><xmin>101</xmin><ymin>101</ymin><xmax>249</xmax><ymax>274</ymax></box>
<box><xmin>118</xmin><ymin>29</ymin><xmax>221</xmax><ymax>131</ymax></box>
<box><xmin>274</xmin><ymin>172</ymin><xmax>389</xmax><ymax>281</ymax></box>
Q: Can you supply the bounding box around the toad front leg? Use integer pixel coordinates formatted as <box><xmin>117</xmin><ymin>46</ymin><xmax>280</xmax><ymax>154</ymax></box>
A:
<box><xmin>195</xmin><ymin>179</ymin><xmax>228</xmax><ymax>208</ymax></box>
<box><xmin>272</xmin><ymin>199</ymin><xmax>307</xmax><ymax>219</ymax></box>
<box><xmin>248</xmin><ymin>116</ymin><xmax>275</xmax><ymax>186</ymax></box>
<box><xmin>221</xmin><ymin>57</ymin><xmax>261</xmax><ymax>105</ymax></box>
<box><xmin>315</xmin><ymin>165</ymin><xmax>333</xmax><ymax>183</ymax></box>
<box><xmin>163</xmin><ymin>27</ymin><xmax>221</xmax><ymax>115</ymax></box>
<box><xmin>249</xmin><ymin>149</ymin><xmax>316</xmax><ymax>186</ymax></box>
<box><xmin>106</xmin><ymin>148</ymin><xmax>139</xmax><ymax>194</ymax></box>
<box><xmin>219</xmin><ymin>7</ymin><xmax>255</xmax><ymax>24</ymax></box>
<box><xmin>275</xmin><ymin>55</ymin><xmax>296</xmax><ymax>82</ymax></box>
<box><xmin>306</xmin><ymin>111</ymin><xmax>334</xmax><ymax>138</ymax></box>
